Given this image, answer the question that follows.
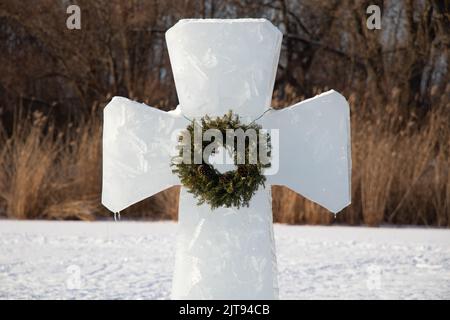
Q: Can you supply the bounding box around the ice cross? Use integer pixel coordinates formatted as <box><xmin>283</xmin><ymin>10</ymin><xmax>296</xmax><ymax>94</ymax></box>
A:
<box><xmin>102</xmin><ymin>19</ymin><xmax>351</xmax><ymax>299</ymax></box>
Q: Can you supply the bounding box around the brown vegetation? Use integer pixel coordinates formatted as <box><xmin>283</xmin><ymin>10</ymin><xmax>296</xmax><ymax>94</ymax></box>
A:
<box><xmin>0</xmin><ymin>0</ymin><xmax>448</xmax><ymax>225</ymax></box>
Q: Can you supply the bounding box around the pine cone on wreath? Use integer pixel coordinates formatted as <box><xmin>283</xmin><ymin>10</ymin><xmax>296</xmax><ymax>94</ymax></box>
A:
<box><xmin>219</xmin><ymin>174</ymin><xmax>228</xmax><ymax>184</ymax></box>
<box><xmin>197</xmin><ymin>164</ymin><xmax>209</xmax><ymax>176</ymax></box>
<box><xmin>237</xmin><ymin>166</ymin><xmax>248</xmax><ymax>177</ymax></box>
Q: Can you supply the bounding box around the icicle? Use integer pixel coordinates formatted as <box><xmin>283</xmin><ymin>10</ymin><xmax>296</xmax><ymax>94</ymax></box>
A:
<box><xmin>333</xmin><ymin>213</ymin><xmax>337</xmax><ymax>220</ymax></box>
<box><xmin>113</xmin><ymin>212</ymin><xmax>117</xmax><ymax>221</ymax></box>
<box><xmin>117</xmin><ymin>211</ymin><xmax>121</xmax><ymax>221</ymax></box>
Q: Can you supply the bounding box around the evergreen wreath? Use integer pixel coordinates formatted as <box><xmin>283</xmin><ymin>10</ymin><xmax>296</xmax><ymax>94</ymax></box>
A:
<box><xmin>172</xmin><ymin>111</ymin><xmax>271</xmax><ymax>209</ymax></box>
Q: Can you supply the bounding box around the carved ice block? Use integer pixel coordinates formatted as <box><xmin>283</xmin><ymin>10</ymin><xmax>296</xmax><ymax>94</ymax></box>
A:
<box><xmin>102</xmin><ymin>19</ymin><xmax>351</xmax><ymax>300</ymax></box>
<box><xmin>166</xmin><ymin>18</ymin><xmax>282</xmax><ymax>119</ymax></box>
<box><xmin>172</xmin><ymin>187</ymin><xmax>278</xmax><ymax>299</ymax></box>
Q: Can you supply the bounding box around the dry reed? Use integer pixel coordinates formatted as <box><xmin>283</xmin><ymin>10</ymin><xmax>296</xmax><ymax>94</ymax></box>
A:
<box><xmin>0</xmin><ymin>91</ymin><xmax>449</xmax><ymax>226</ymax></box>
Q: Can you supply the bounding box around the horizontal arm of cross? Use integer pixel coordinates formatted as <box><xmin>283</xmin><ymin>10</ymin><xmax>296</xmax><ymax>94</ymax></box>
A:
<box><xmin>102</xmin><ymin>97</ymin><xmax>188</xmax><ymax>213</ymax></box>
<box><xmin>260</xmin><ymin>90</ymin><xmax>351</xmax><ymax>213</ymax></box>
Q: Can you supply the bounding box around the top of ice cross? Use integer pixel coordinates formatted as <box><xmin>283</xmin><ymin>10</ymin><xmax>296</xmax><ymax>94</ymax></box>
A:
<box><xmin>165</xmin><ymin>19</ymin><xmax>283</xmax><ymax>119</ymax></box>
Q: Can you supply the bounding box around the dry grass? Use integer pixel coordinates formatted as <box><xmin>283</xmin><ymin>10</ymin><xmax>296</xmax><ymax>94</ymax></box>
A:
<box><xmin>0</xmin><ymin>90</ymin><xmax>449</xmax><ymax>226</ymax></box>
<box><xmin>0</xmin><ymin>108</ymin><xmax>103</xmax><ymax>220</ymax></box>
<box><xmin>271</xmin><ymin>85</ymin><xmax>450</xmax><ymax>227</ymax></box>
<box><xmin>0</xmin><ymin>0</ymin><xmax>447</xmax><ymax>226</ymax></box>
<box><xmin>0</xmin><ymin>111</ymin><xmax>59</xmax><ymax>219</ymax></box>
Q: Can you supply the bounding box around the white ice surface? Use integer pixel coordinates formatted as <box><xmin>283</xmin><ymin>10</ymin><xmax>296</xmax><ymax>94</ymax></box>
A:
<box><xmin>1</xmin><ymin>221</ymin><xmax>449</xmax><ymax>300</ymax></box>
<box><xmin>166</xmin><ymin>18</ymin><xmax>282</xmax><ymax>119</ymax></box>
<box><xmin>173</xmin><ymin>187</ymin><xmax>278</xmax><ymax>299</ymax></box>
<box><xmin>261</xmin><ymin>90</ymin><xmax>351</xmax><ymax>213</ymax></box>
<box><xmin>102</xmin><ymin>97</ymin><xmax>187</xmax><ymax>213</ymax></box>
<box><xmin>103</xmin><ymin>18</ymin><xmax>351</xmax><ymax>298</ymax></box>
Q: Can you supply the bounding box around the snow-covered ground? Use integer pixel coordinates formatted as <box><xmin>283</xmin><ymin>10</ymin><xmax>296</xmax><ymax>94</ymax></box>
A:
<box><xmin>0</xmin><ymin>220</ymin><xmax>449</xmax><ymax>300</ymax></box>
